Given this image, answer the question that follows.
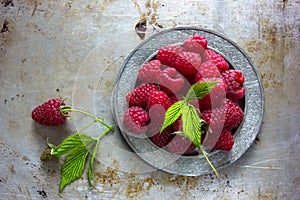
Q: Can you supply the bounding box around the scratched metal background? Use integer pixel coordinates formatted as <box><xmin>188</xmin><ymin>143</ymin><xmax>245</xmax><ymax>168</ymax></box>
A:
<box><xmin>0</xmin><ymin>0</ymin><xmax>299</xmax><ymax>199</ymax></box>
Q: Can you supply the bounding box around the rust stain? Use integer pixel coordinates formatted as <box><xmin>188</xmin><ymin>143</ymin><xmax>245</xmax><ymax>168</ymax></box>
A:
<box><xmin>31</xmin><ymin>0</ymin><xmax>41</xmax><ymax>17</ymax></box>
<box><xmin>125</xmin><ymin>177</ymin><xmax>155</xmax><ymax>198</ymax></box>
<box><xmin>94</xmin><ymin>166</ymin><xmax>121</xmax><ymax>187</ymax></box>
<box><xmin>8</xmin><ymin>120</ymin><xmax>18</xmax><ymax>130</ymax></box>
<box><xmin>293</xmin><ymin>176</ymin><xmax>300</xmax><ymax>185</ymax></box>
<box><xmin>10</xmin><ymin>165</ymin><xmax>16</xmax><ymax>174</ymax></box>
<box><xmin>22</xmin><ymin>156</ymin><xmax>30</xmax><ymax>161</ymax></box>
<box><xmin>133</xmin><ymin>0</ymin><xmax>163</xmax><ymax>39</ymax></box>
<box><xmin>135</xmin><ymin>19</ymin><xmax>147</xmax><ymax>40</ymax></box>
<box><xmin>2</xmin><ymin>0</ymin><xmax>14</xmax><ymax>7</ymax></box>
<box><xmin>1</xmin><ymin>20</ymin><xmax>9</xmax><ymax>33</ymax></box>
<box><xmin>244</xmin><ymin>18</ymin><xmax>287</xmax><ymax>92</ymax></box>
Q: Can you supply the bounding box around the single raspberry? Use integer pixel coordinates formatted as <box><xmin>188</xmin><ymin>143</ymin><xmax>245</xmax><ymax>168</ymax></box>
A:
<box><xmin>138</xmin><ymin>60</ymin><xmax>161</xmax><ymax>83</ymax></box>
<box><xmin>222</xmin><ymin>70</ymin><xmax>245</xmax><ymax>100</ymax></box>
<box><xmin>147</xmin><ymin>91</ymin><xmax>171</xmax><ymax>110</ymax></box>
<box><xmin>183</xmin><ymin>34</ymin><xmax>208</xmax><ymax>55</ymax></box>
<box><xmin>157</xmin><ymin>45</ymin><xmax>184</xmax><ymax>68</ymax></box>
<box><xmin>203</xmin><ymin>50</ymin><xmax>229</xmax><ymax>71</ymax></box>
<box><xmin>195</xmin><ymin>61</ymin><xmax>221</xmax><ymax>81</ymax></box>
<box><xmin>172</xmin><ymin>117</ymin><xmax>183</xmax><ymax>132</ymax></box>
<box><xmin>212</xmin><ymin>129</ymin><xmax>234</xmax><ymax>151</ymax></box>
<box><xmin>148</xmin><ymin>104</ymin><xmax>167</xmax><ymax>129</ymax></box>
<box><xmin>175</xmin><ymin>52</ymin><xmax>202</xmax><ymax>76</ymax></box>
<box><xmin>158</xmin><ymin>67</ymin><xmax>184</xmax><ymax>94</ymax></box>
<box><xmin>168</xmin><ymin>135</ymin><xmax>197</xmax><ymax>155</ymax></box>
<box><xmin>32</xmin><ymin>98</ymin><xmax>66</xmax><ymax>126</ymax></box>
<box><xmin>197</xmin><ymin>78</ymin><xmax>227</xmax><ymax>110</ymax></box>
<box><xmin>126</xmin><ymin>83</ymin><xmax>159</xmax><ymax>108</ymax></box>
<box><xmin>123</xmin><ymin>106</ymin><xmax>150</xmax><ymax>135</ymax></box>
<box><xmin>150</xmin><ymin>126</ymin><xmax>174</xmax><ymax>148</ymax></box>
<box><xmin>201</xmin><ymin>99</ymin><xmax>244</xmax><ymax>131</ymax></box>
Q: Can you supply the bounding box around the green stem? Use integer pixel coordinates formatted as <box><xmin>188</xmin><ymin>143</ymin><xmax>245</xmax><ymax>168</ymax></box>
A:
<box><xmin>61</xmin><ymin>107</ymin><xmax>113</xmax><ymax>131</ymax></box>
<box><xmin>97</xmin><ymin>127</ymin><xmax>113</xmax><ymax>141</ymax></box>
<box><xmin>198</xmin><ymin>145</ymin><xmax>219</xmax><ymax>178</ymax></box>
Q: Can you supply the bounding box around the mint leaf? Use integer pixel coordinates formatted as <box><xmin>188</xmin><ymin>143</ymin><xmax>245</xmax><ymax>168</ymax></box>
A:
<box><xmin>51</xmin><ymin>133</ymin><xmax>96</xmax><ymax>156</ymax></box>
<box><xmin>59</xmin><ymin>147</ymin><xmax>89</xmax><ymax>193</ymax></box>
<box><xmin>185</xmin><ymin>81</ymin><xmax>220</xmax><ymax>101</ymax></box>
<box><xmin>160</xmin><ymin>101</ymin><xmax>184</xmax><ymax>133</ymax></box>
<box><xmin>88</xmin><ymin>139</ymin><xmax>100</xmax><ymax>187</ymax></box>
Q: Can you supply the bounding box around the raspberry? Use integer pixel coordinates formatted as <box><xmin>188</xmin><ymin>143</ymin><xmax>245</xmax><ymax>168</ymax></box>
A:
<box><xmin>195</xmin><ymin>61</ymin><xmax>222</xmax><ymax>81</ymax></box>
<box><xmin>158</xmin><ymin>67</ymin><xmax>184</xmax><ymax>94</ymax></box>
<box><xmin>168</xmin><ymin>135</ymin><xmax>196</xmax><ymax>155</ymax></box>
<box><xmin>148</xmin><ymin>104</ymin><xmax>167</xmax><ymax>128</ymax></box>
<box><xmin>123</xmin><ymin>106</ymin><xmax>150</xmax><ymax>135</ymax></box>
<box><xmin>222</xmin><ymin>70</ymin><xmax>245</xmax><ymax>100</ymax></box>
<box><xmin>172</xmin><ymin>117</ymin><xmax>183</xmax><ymax>132</ymax></box>
<box><xmin>201</xmin><ymin>99</ymin><xmax>244</xmax><ymax>131</ymax></box>
<box><xmin>212</xmin><ymin>129</ymin><xmax>234</xmax><ymax>151</ymax></box>
<box><xmin>183</xmin><ymin>34</ymin><xmax>208</xmax><ymax>55</ymax></box>
<box><xmin>126</xmin><ymin>83</ymin><xmax>159</xmax><ymax>108</ymax></box>
<box><xmin>204</xmin><ymin>50</ymin><xmax>229</xmax><ymax>71</ymax></box>
<box><xmin>138</xmin><ymin>60</ymin><xmax>161</xmax><ymax>83</ymax></box>
<box><xmin>150</xmin><ymin>126</ymin><xmax>174</xmax><ymax>148</ymax></box>
<box><xmin>197</xmin><ymin>78</ymin><xmax>227</xmax><ymax>110</ymax></box>
<box><xmin>147</xmin><ymin>91</ymin><xmax>171</xmax><ymax>110</ymax></box>
<box><xmin>32</xmin><ymin>98</ymin><xmax>66</xmax><ymax>126</ymax></box>
<box><xmin>157</xmin><ymin>46</ymin><xmax>184</xmax><ymax>68</ymax></box>
<box><xmin>175</xmin><ymin>52</ymin><xmax>202</xmax><ymax>76</ymax></box>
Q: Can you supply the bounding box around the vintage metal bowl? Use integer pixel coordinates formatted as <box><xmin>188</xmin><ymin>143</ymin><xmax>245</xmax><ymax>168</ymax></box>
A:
<box><xmin>112</xmin><ymin>27</ymin><xmax>264</xmax><ymax>176</ymax></box>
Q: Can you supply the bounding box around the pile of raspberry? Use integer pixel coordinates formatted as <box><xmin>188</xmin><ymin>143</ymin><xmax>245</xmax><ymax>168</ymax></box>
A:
<box><xmin>123</xmin><ymin>34</ymin><xmax>245</xmax><ymax>155</ymax></box>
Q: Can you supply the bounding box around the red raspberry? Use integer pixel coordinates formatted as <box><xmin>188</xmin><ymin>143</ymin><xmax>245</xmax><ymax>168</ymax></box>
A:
<box><xmin>212</xmin><ymin>129</ymin><xmax>234</xmax><ymax>151</ymax></box>
<box><xmin>195</xmin><ymin>61</ymin><xmax>222</xmax><ymax>81</ymax></box>
<box><xmin>197</xmin><ymin>78</ymin><xmax>227</xmax><ymax>110</ymax></box>
<box><xmin>150</xmin><ymin>126</ymin><xmax>174</xmax><ymax>148</ymax></box>
<box><xmin>172</xmin><ymin>117</ymin><xmax>183</xmax><ymax>132</ymax></box>
<box><xmin>201</xmin><ymin>99</ymin><xmax>244</xmax><ymax>131</ymax></box>
<box><xmin>222</xmin><ymin>70</ymin><xmax>245</xmax><ymax>100</ymax></box>
<box><xmin>204</xmin><ymin>50</ymin><xmax>229</xmax><ymax>71</ymax></box>
<box><xmin>175</xmin><ymin>52</ymin><xmax>202</xmax><ymax>76</ymax></box>
<box><xmin>126</xmin><ymin>83</ymin><xmax>159</xmax><ymax>108</ymax></box>
<box><xmin>157</xmin><ymin>46</ymin><xmax>184</xmax><ymax>68</ymax></box>
<box><xmin>32</xmin><ymin>98</ymin><xmax>66</xmax><ymax>126</ymax></box>
<box><xmin>158</xmin><ymin>67</ymin><xmax>184</xmax><ymax>94</ymax></box>
<box><xmin>138</xmin><ymin>60</ymin><xmax>161</xmax><ymax>83</ymax></box>
<box><xmin>123</xmin><ymin>106</ymin><xmax>150</xmax><ymax>135</ymax></box>
<box><xmin>148</xmin><ymin>104</ymin><xmax>167</xmax><ymax>128</ymax></box>
<box><xmin>183</xmin><ymin>34</ymin><xmax>208</xmax><ymax>55</ymax></box>
<box><xmin>168</xmin><ymin>135</ymin><xmax>196</xmax><ymax>155</ymax></box>
<box><xmin>147</xmin><ymin>91</ymin><xmax>171</xmax><ymax>110</ymax></box>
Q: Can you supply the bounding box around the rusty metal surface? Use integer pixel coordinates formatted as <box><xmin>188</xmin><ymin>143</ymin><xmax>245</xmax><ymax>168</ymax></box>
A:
<box><xmin>0</xmin><ymin>0</ymin><xmax>299</xmax><ymax>199</ymax></box>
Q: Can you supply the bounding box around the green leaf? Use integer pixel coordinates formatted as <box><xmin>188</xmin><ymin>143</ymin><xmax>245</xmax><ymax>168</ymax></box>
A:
<box><xmin>51</xmin><ymin>133</ymin><xmax>96</xmax><ymax>156</ymax></box>
<box><xmin>88</xmin><ymin>139</ymin><xmax>100</xmax><ymax>187</ymax></box>
<box><xmin>181</xmin><ymin>104</ymin><xmax>205</xmax><ymax>147</ymax></box>
<box><xmin>59</xmin><ymin>147</ymin><xmax>89</xmax><ymax>193</ymax></box>
<box><xmin>160</xmin><ymin>101</ymin><xmax>184</xmax><ymax>133</ymax></box>
<box><xmin>181</xmin><ymin>104</ymin><xmax>218</xmax><ymax>178</ymax></box>
<box><xmin>185</xmin><ymin>80</ymin><xmax>220</xmax><ymax>101</ymax></box>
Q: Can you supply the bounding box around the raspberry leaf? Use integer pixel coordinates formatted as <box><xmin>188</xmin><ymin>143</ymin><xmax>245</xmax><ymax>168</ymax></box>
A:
<box><xmin>181</xmin><ymin>104</ymin><xmax>219</xmax><ymax>177</ymax></box>
<box><xmin>181</xmin><ymin>104</ymin><xmax>205</xmax><ymax>147</ymax></box>
<box><xmin>185</xmin><ymin>80</ymin><xmax>220</xmax><ymax>101</ymax></box>
<box><xmin>59</xmin><ymin>146</ymin><xmax>89</xmax><ymax>193</ymax></box>
<box><xmin>160</xmin><ymin>101</ymin><xmax>184</xmax><ymax>133</ymax></box>
<box><xmin>51</xmin><ymin>133</ymin><xmax>96</xmax><ymax>156</ymax></box>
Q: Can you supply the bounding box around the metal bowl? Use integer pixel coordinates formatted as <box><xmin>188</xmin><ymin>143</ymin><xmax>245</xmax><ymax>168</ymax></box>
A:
<box><xmin>112</xmin><ymin>27</ymin><xmax>264</xmax><ymax>176</ymax></box>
